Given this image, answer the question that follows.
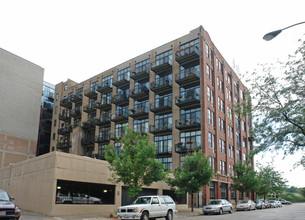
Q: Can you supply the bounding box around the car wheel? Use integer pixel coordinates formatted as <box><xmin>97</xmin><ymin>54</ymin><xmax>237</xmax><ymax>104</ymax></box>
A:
<box><xmin>141</xmin><ymin>212</ymin><xmax>149</xmax><ymax>220</ymax></box>
<box><xmin>165</xmin><ymin>210</ymin><xmax>173</xmax><ymax>220</ymax></box>
<box><xmin>219</xmin><ymin>208</ymin><xmax>223</xmax><ymax>215</ymax></box>
<box><xmin>229</xmin><ymin>207</ymin><xmax>233</xmax><ymax>214</ymax></box>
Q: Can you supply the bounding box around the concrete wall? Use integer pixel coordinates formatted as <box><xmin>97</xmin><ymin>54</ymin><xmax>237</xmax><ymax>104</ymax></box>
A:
<box><xmin>0</xmin><ymin>48</ymin><xmax>44</xmax><ymax>168</ymax></box>
<box><xmin>0</xmin><ymin>151</ymin><xmax>186</xmax><ymax>216</ymax></box>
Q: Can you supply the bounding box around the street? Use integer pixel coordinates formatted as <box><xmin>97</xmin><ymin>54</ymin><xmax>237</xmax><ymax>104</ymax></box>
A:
<box><xmin>20</xmin><ymin>203</ymin><xmax>305</xmax><ymax>220</ymax></box>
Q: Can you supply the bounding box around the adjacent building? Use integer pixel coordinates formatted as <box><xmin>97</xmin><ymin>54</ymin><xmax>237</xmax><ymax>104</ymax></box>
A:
<box><xmin>50</xmin><ymin>26</ymin><xmax>253</xmax><ymax>209</ymax></box>
<box><xmin>0</xmin><ymin>48</ymin><xmax>44</xmax><ymax>168</ymax></box>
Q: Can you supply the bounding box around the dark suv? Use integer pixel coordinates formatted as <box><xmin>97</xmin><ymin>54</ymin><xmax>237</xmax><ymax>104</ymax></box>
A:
<box><xmin>0</xmin><ymin>189</ymin><xmax>21</xmax><ymax>220</ymax></box>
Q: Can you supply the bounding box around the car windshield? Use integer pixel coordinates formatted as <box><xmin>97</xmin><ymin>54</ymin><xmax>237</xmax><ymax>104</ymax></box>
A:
<box><xmin>0</xmin><ymin>191</ymin><xmax>10</xmax><ymax>201</ymax></box>
<box><xmin>240</xmin><ymin>200</ymin><xmax>248</xmax><ymax>204</ymax></box>
<box><xmin>209</xmin><ymin>200</ymin><xmax>221</xmax><ymax>205</ymax></box>
<box><xmin>134</xmin><ymin>197</ymin><xmax>151</xmax><ymax>204</ymax></box>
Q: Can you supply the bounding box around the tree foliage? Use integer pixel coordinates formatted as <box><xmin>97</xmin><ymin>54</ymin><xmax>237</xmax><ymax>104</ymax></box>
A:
<box><xmin>246</xmin><ymin>39</ymin><xmax>305</xmax><ymax>166</ymax></box>
<box><xmin>167</xmin><ymin>150</ymin><xmax>213</xmax><ymax>212</ymax></box>
<box><xmin>231</xmin><ymin>163</ymin><xmax>259</xmax><ymax>197</ymax></box>
<box><xmin>256</xmin><ymin>164</ymin><xmax>287</xmax><ymax>199</ymax></box>
<box><xmin>104</xmin><ymin>127</ymin><xmax>166</xmax><ymax>197</ymax></box>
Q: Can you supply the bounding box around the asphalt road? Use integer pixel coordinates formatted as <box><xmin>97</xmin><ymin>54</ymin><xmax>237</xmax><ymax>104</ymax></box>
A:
<box><xmin>20</xmin><ymin>203</ymin><xmax>305</xmax><ymax>220</ymax></box>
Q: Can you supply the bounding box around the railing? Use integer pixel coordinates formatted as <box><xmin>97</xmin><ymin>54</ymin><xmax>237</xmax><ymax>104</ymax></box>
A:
<box><xmin>177</xmin><ymin>65</ymin><xmax>200</xmax><ymax>81</ymax></box>
<box><xmin>175</xmin><ymin>117</ymin><xmax>201</xmax><ymax>128</ymax></box>
<box><xmin>176</xmin><ymin>90</ymin><xmax>200</xmax><ymax>103</ymax></box>
<box><xmin>153</xmin><ymin>56</ymin><xmax>172</xmax><ymax>67</ymax></box>
<box><xmin>175</xmin><ymin>45</ymin><xmax>199</xmax><ymax>59</ymax></box>
<box><xmin>130</xmin><ymin>85</ymin><xmax>149</xmax><ymax>96</ymax></box>
<box><xmin>175</xmin><ymin>141</ymin><xmax>201</xmax><ymax>153</ymax></box>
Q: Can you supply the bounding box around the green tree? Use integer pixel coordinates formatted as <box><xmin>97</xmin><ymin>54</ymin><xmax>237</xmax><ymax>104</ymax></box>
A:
<box><xmin>245</xmin><ymin>39</ymin><xmax>305</xmax><ymax>166</ymax></box>
<box><xmin>231</xmin><ymin>162</ymin><xmax>259</xmax><ymax>199</ymax></box>
<box><xmin>104</xmin><ymin>127</ymin><xmax>166</xmax><ymax>197</ymax></box>
<box><xmin>256</xmin><ymin>165</ymin><xmax>288</xmax><ymax>199</ymax></box>
<box><xmin>300</xmin><ymin>187</ymin><xmax>305</xmax><ymax>199</ymax></box>
<box><xmin>167</xmin><ymin>150</ymin><xmax>213</xmax><ymax>212</ymax></box>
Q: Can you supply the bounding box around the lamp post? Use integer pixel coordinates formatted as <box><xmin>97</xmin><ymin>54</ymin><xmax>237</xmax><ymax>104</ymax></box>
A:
<box><xmin>263</xmin><ymin>21</ymin><xmax>305</xmax><ymax>41</ymax></box>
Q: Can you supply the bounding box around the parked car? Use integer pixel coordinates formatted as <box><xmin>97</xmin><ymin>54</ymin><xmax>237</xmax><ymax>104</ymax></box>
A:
<box><xmin>276</xmin><ymin>200</ymin><xmax>282</xmax><ymax>207</ymax></box>
<box><xmin>256</xmin><ymin>200</ymin><xmax>265</xmax><ymax>209</ymax></box>
<box><xmin>202</xmin><ymin>199</ymin><xmax>233</xmax><ymax>215</ymax></box>
<box><xmin>56</xmin><ymin>192</ymin><xmax>101</xmax><ymax>204</ymax></box>
<box><xmin>264</xmin><ymin>200</ymin><xmax>271</xmax><ymax>208</ymax></box>
<box><xmin>236</xmin><ymin>200</ymin><xmax>256</xmax><ymax>211</ymax></box>
<box><xmin>117</xmin><ymin>195</ymin><xmax>177</xmax><ymax>220</ymax></box>
<box><xmin>269</xmin><ymin>200</ymin><xmax>278</xmax><ymax>208</ymax></box>
<box><xmin>0</xmin><ymin>189</ymin><xmax>21</xmax><ymax>220</ymax></box>
<box><xmin>280</xmin><ymin>199</ymin><xmax>291</xmax><ymax>205</ymax></box>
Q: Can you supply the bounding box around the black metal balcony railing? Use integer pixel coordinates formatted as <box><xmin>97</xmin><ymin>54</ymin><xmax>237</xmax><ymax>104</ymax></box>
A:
<box><xmin>82</xmin><ymin>119</ymin><xmax>96</xmax><ymax>129</ymax></box>
<box><xmin>151</xmin><ymin>56</ymin><xmax>172</xmax><ymax>74</ymax></box>
<box><xmin>175</xmin><ymin>45</ymin><xmax>200</xmax><ymax>68</ymax></box>
<box><xmin>95</xmin><ymin>97</ymin><xmax>112</xmax><ymax>110</ymax></box>
<box><xmin>94</xmin><ymin>115</ymin><xmax>111</xmax><ymax>126</ymax></box>
<box><xmin>84</xmin><ymin>86</ymin><xmax>98</xmax><ymax>98</ymax></box>
<box><xmin>175</xmin><ymin>142</ymin><xmax>201</xmax><ymax>154</ymax></box>
<box><xmin>112</xmin><ymin>93</ymin><xmax>129</xmax><ymax>106</ymax></box>
<box><xmin>130</xmin><ymin>85</ymin><xmax>149</xmax><ymax>101</ymax></box>
<box><xmin>150</xmin><ymin>100</ymin><xmax>172</xmax><ymax>115</ymax></box>
<box><xmin>81</xmin><ymin>137</ymin><xmax>95</xmax><ymax>146</ymax></box>
<box><xmin>57</xmin><ymin>141</ymin><xmax>71</xmax><ymax>150</ymax></box>
<box><xmin>59</xmin><ymin>112</ymin><xmax>71</xmax><ymax>121</ymax></box>
<box><xmin>112</xmin><ymin>74</ymin><xmax>130</xmax><ymax>88</ymax></box>
<box><xmin>175</xmin><ymin>90</ymin><xmax>200</xmax><ymax>110</ymax></box>
<box><xmin>95</xmin><ymin>133</ymin><xmax>111</xmax><ymax>143</ymax></box>
<box><xmin>111</xmin><ymin>110</ymin><xmax>129</xmax><ymax>123</ymax></box>
<box><xmin>150</xmin><ymin>77</ymin><xmax>172</xmax><ymax>95</ymax></box>
<box><xmin>135</xmin><ymin>127</ymin><xmax>149</xmax><ymax>135</ymax></box>
<box><xmin>129</xmin><ymin>105</ymin><xmax>149</xmax><ymax>119</ymax></box>
<box><xmin>71</xmin><ymin>94</ymin><xmax>83</xmax><ymax>103</ymax></box>
<box><xmin>110</xmin><ymin>131</ymin><xmax>126</xmax><ymax>140</ymax></box>
<box><xmin>97</xmin><ymin>81</ymin><xmax>112</xmax><ymax>94</ymax></box>
<box><xmin>156</xmin><ymin>147</ymin><xmax>172</xmax><ymax>155</ymax></box>
<box><xmin>71</xmin><ymin>108</ymin><xmax>82</xmax><ymax>118</ymax></box>
<box><xmin>149</xmin><ymin>123</ymin><xmax>172</xmax><ymax>135</ymax></box>
<box><xmin>175</xmin><ymin>66</ymin><xmax>200</xmax><ymax>89</ymax></box>
<box><xmin>58</xmin><ymin>126</ymin><xmax>72</xmax><ymax>135</ymax></box>
<box><xmin>175</xmin><ymin>117</ymin><xmax>201</xmax><ymax>131</ymax></box>
<box><xmin>60</xmin><ymin>97</ymin><xmax>72</xmax><ymax>108</ymax></box>
<box><xmin>131</xmin><ymin>65</ymin><xmax>150</xmax><ymax>82</ymax></box>
<box><xmin>83</xmin><ymin>102</ymin><xmax>97</xmax><ymax>113</ymax></box>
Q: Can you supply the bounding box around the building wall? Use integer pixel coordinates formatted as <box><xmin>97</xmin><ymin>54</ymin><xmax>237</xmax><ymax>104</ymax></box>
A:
<box><xmin>0</xmin><ymin>48</ymin><xmax>44</xmax><ymax>168</ymax></box>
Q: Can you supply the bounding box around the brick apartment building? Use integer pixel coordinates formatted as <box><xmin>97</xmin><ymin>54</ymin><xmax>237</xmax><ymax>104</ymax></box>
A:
<box><xmin>50</xmin><ymin>26</ymin><xmax>254</xmax><ymax>207</ymax></box>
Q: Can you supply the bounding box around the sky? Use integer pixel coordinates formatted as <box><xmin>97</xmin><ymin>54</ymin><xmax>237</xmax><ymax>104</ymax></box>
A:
<box><xmin>1</xmin><ymin>0</ymin><xmax>304</xmax><ymax>187</ymax></box>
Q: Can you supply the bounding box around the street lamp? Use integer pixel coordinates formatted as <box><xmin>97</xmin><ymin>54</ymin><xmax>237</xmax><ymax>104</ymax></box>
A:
<box><xmin>263</xmin><ymin>21</ymin><xmax>305</xmax><ymax>41</ymax></box>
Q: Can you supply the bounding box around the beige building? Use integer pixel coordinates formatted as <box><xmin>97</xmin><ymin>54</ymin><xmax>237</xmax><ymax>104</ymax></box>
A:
<box><xmin>0</xmin><ymin>48</ymin><xmax>44</xmax><ymax>168</ymax></box>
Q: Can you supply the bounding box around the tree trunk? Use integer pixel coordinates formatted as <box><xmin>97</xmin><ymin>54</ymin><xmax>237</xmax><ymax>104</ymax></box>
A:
<box><xmin>191</xmin><ymin>193</ymin><xmax>194</xmax><ymax>212</ymax></box>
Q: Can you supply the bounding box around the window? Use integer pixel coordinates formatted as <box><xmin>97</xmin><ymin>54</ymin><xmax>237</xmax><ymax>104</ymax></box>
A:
<box><xmin>207</xmin><ymin>86</ymin><xmax>211</xmax><ymax>102</ymax></box>
<box><xmin>207</xmin><ymin>109</ymin><xmax>214</xmax><ymax>129</ymax></box>
<box><xmin>155</xmin><ymin>113</ymin><xmax>172</xmax><ymax>131</ymax></box>
<box><xmin>206</xmin><ymin>64</ymin><xmax>212</xmax><ymax>80</ymax></box>
<box><xmin>231</xmin><ymin>185</ymin><xmax>236</xmax><ymax>201</ymax></box>
<box><xmin>134</xmin><ymin>100</ymin><xmax>149</xmax><ymax>113</ymax></box>
<box><xmin>155</xmin><ymin>50</ymin><xmax>172</xmax><ymax>66</ymax></box>
<box><xmin>117</xmin><ymin>67</ymin><xmax>130</xmax><ymax>81</ymax></box>
<box><xmin>134</xmin><ymin>118</ymin><xmax>148</xmax><ymax>134</ymax></box>
<box><xmin>236</xmin><ymin>132</ymin><xmax>241</xmax><ymax>148</ymax></box>
<box><xmin>242</xmin><ymin>120</ymin><xmax>246</xmax><ymax>132</ymax></box>
<box><xmin>210</xmin><ymin>182</ymin><xmax>215</xmax><ymax>200</ymax></box>
<box><xmin>52</xmin><ymin>133</ymin><xmax>55</xmax><ymax>140</ymax></box>
<box><xmin>221</xmin><ymin>183</ymin><xmax>227</xmax><ymax>199</ymax></box>
<box><xmin>155</xmin><ymin>93</ymin><xmax>172</xmax><ymax>109</ymax></box>
<box><xmin>217</xmin><ymin>77</ymin><xmax>224</xmax><ymax>93</ymax></box>
<box><xmin>180</xmin><ymin>130</ymin><xmax>201</xmax><ymax>149</ymax></box>
<box><xmin>56</xmin><ymin>93</ymin><xmax>59</xmax><ymax>101</ymax></box>
<box><xmin>235</xmin><ymin>114</ymin><xmax>241</xmax><ymax>130</ymax></box>
<box><xmin>229</xmin><ymin>145</ymin><xmax>234</xmax><ymax>158</ymax></box>
<box><xmin>242</xmin><ymin>137</ymin><xmax>247</xmax><ymax>148</ymax></box>
<box><xmin>236</xmin><ymin>149</ymin><xmax>241</xmax><ymax>164</ymax></box>
<box><xmin>228</xmin><ymin>125</ymin><xmax>233</xmax><ymax>139</ymax></box>
<box><xmin>208</xmin><ymin>132</ymin><xmax>215</xmax><ymax>153</ymax></box>
<box><xmin>64</xmin><ymin>84</ymin><xmax>68</xmax><ymax>90</ymax></box>
<box><xmin>208</xmin><ymin>156</ymin><xmax>216</xmax><ymax>170</ymax></box>
<box><xmin>218</xmin><ymin>117</ymin><xmax>225</xmax><ymax>133</ymax></box>
<box><xmin>102</xmin><ymin>75</ymin><xmax>113</xmax><ymax>87</ymax></box>
<box><xmin>226</xmin><ymin>88</ymin><xmax>232</xmax><ymax>102</ymax></box>
<box><xmin>227</xmin><ymin>107</ymin><xmax>232</xmax><ymax>120</ymax></box>
<box><xmin>205</xmin><ymin>43</ymin><xmax>209</xmax><ymax>58</ymax></box>
<box><xmin>55</xmin><ymin>106</ymin><xmax>58</xmax><ymax>114</ymax></box>
<box><xmin>76</xmin><ymin>87</ymin><xmax>83</xmax><ymax>96</ymax></box>
<box><xmin>218</xmin><ymin>97</ymin><xmax>225</xmax><ymax>113</ymax></box>
<box><xmin>155</xmin><ymin>135</ymin><xmax>172</xmax><ymax>155</ymax></box>
<box><xmin>219</xmin><ymin>138</ymin><xmax>226</xmax><ymax>154</ymax></box>
<box><xmin>219</xmin><ymin>160</ymin><xmax>226</xmax><ymax>175</ymax></box>
<box><xmin>243</xmin><ymin>153</ymin><xmax>247</xmax><ymax>162</ymax></box>
<box><xmin>115</xmin><ymin>122</ymin><xmax>128</xmax><ymax>137</ymax></box>
<box><xmin>157</xmin><ymin>157</ymin><xmax>172</xmax><ymax>171</ymax></box>
<box><xmin>180</xmin><ymin>108</ymin><xmax>201</xmax><ymax>125</ymax></box>
<box><xmin>135</xmin><ymin>59</ymin><xmax>150</xmax><ymax>74</ymax></box>
<box><xmin>53</xmin><ymin>119</ymin><xmax>56</xmax><ymax>127</ymax></box>
<box><xmin>229</xmin><ymin>164</ymin><xmax>234</xmax><ymax>176</ymax></box>
<box><xmin>116</xmin><ymin>105</ymin><xmax>128</xmax><ymax>117</ymax></box>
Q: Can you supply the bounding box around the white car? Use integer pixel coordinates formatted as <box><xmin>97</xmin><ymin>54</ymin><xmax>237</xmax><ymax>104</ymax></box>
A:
<box><xmin>117</xmin><ymin>195</ymin><xmax>177</xmax><ymax>220</ymax></box>
<box><xmin>236</xmin><ymin>200</ymin><xmax>256</xmax><ymax>211</ymax></box>
<box><xmin>202</xmin><ymin>199</ymin><xmax>233</xmax><ymax>215</ymax></box>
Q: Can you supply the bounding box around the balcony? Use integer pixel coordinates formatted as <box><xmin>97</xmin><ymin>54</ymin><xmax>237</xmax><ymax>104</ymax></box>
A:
<box><xmin>111</xmin><ymin>111</ymin><xmax>128</xmax><ymax>123</ymax></box>
<box><xmin>112</xmin><ymin>93</ymin><xmax>129</xmax><ymax>106</ymax></box>
<box><xmin>156</xmin><ymin>148</ymin><xmax>172</xmax><ymax>156</ymax></box>
<box><xmin>94</xmin><ymin>115</ymin><xmax>111</xmax><ymax>126</ymax></box>
<box><xmin>59</xmin><ymin>112</ymin><xmax>71</xmax><ymax>122</ymax></box>
<box><xmin>97</xmin><ymin>81</ymin><xmax>112</xmax><ymax>94</ymax></box>
<box><xmin>150</xmin><ymin>100</ymin><xmax>172</xmax><ymax>115</ymax></box>
<box><xmin>129</xmin><ymin>106</ymin><xmax>149</xmax><ymax>120</ymax></box>
<box><xmin>112</xmin><ymin>74</ymin><xmax>130</xmax><ymax>88</ymax></box>
<box><xmin>84</xmin><ymin>87</ymin><xmax>98</xmax><ymax>98</ymax></box>
<box><xmin>83</xmin><ymin>102</ymin><xmax>97</xmax><ymax>113</ymax></box>
<box><xmin>175</xmin><ymin>45</ymin><xmax>200</xmax><ymax>68</ymax></box>
<box><xmin>175</xmin><ymin>117</ymin><xmax>201</xmax><ymax>132</ymax></box>
<box><xmin>96</xmin><ymin>97</ymin><xmax>112</xmax><ymax>110</ymax></box>
<box><xmin>82</xmin><ymin>119</ymin><xmax>96</xmax><ymax>129</ymax></box>
<box><xmin>110</xmin><ymin>131</ymin><xmax>126</xmax><ymax>140</ymax></box>
<box><xmin>71</xmin><ymin>108</ymin><xmax>82</xmax><ymax>118</ymax></box>
<box><xmin>71</xmin><ymin>94</ymin><xmax>83</xmax><ymax>103</ymax></box>
<box><xmin>95</xmin><ymin>133</ymin><xmax>111</xmax><ymax>143</ymax></box>
<box><xmin>135</xmin><ymin>127</ymin><xmax>149</xmax><ymax>135</ymax></box>
<box><xmin>175</xmin><ymin>142</ymin><xmax>201</xmax><ymax>154</ymax></box>
<box><xmin>175</xmin><ymin>66</ymin><xmax>200</xmax><ymax>89</ymax></box>
<box><xmin>58</xmin><ymin>126</ymin><xmax>72</xmax><ymax>135</ymax></box>
<box><xmin>130</xmin><ymin>85</ymin><xmax>149</xmax><ymax>101</ymax></box>
<box><xmin>130</xmin><ymin>65</ymin><xmax>150</xmax><ymax>82</ymax></box>
<box><xmin>150</xmin><ymin>77</ymin><xmax>172</xmax><ymax>95</ymax></box>
<box><xmin>57</xmin><ymin>141</ymin><xmax>71</xmax><ymax>150</ymax></box>
<box><xmin>175</xmin><ymin>90</ymin><xmax>200</xmax><ymax>110</ymax></box>
<box><xmin>60</xmin><ymin>97</ymin><xmax>72</xmax><ymax>108</ymax></box>
<box><xmin>81</xmin><ymin>137</ymin><xmax>95</xmax><ymax>146</ymax></box>
<box><xmin>149</xmin><ymin>123</ymin><xmax>172</xmax><ymax>135</ymax></box>
<box><xmin>151</xmin><ymin>57</ymin><xmax>172</xmax><ymax>75</ymax></box>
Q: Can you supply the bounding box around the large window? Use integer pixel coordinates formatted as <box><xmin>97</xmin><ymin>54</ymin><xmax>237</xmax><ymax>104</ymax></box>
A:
<box><xmin>221</xmin><ymin>183</ymin><xmax>228</xmax><ymax>199</ymax></box>
<box><xmin>179</xmin><ymin>86</ymin><xmax>200</xmax><ymax>102</ymax></box>
<box><xmin>135</xmin><ymin>59</ymin><xmax>150</xmax><ymax>73</ymax></box>
<box><xmin>134</xmin><ymin>100</ymin><xmax>149</xmax><ymax>113</ymax></box>
<box><xmin>115</xmin><ymin>122</ymin><xmax>128</xmax><ymax>137</ymax></box>
<box><xmin>219</xmin><ymin>138</ymin><xmax>226</xmax><ymax>154</ymax></box>
<box><xmin>117</xmin><ymin>67</ymin><xmax>130</xmax><ymax>81</ymax></box>
<box><xmin>157</xmin><ymin>157</ymin><xmax>172</xmax><ymax>171</ymax></box>
<box><xmin>134</xmin><ymin>118</ymin><xmax>148</xmax><ymax>134</ymax></box>
<box><xmin>209</xmin><ymin>182</ymin><xmax>215</xmax><ymax>200</ymax></box>
<box><xmin>154</xmin><ymin>135</ymin><xmax>172</xmax><ymax>155</ymax></box>
<box><xmin>155</xmin><ymin>50</ymin><xmax>172</xmax><ymax>66</ymax></box>
<box><xmin>90</xmin><ymin>81</ymin><xmax>98</xmax><ymax>92</ymax></box>
<box><xmin>56</xmin><ymin>180</ymin><xmax>115</xmax><ymax>205</ymax></box>
<box><xmin>155</xmin><ymin>93</ymin><xmax>172</xmax><ymax>108</ymax></box>
<box><xmin>116</xmin><ymin>105</ymin><xmax>129</xmax><ymax>117</ymax></box>
<box><xmin>155</xmin><ymin>113</ymin><xmax>172</xmax><ymax>130</ymax></box>
<box><xmin>102</xmin><ymin>75</ymin><xmax>113</xmax><ymax>87</ymax></box>
<box><xmin>180</xmin><ymin>108</ymin><xmax>201</xmax><ymax>124</ymax></box>
<box><xmin>208</xmin><ymin>132</ymin><xmax>215</xmax><ymax>153</ymax></box>
<box><xmin>180</xmin><ymin>130</ymin><xmax>201</xmax><ymax>149</ymax></box>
